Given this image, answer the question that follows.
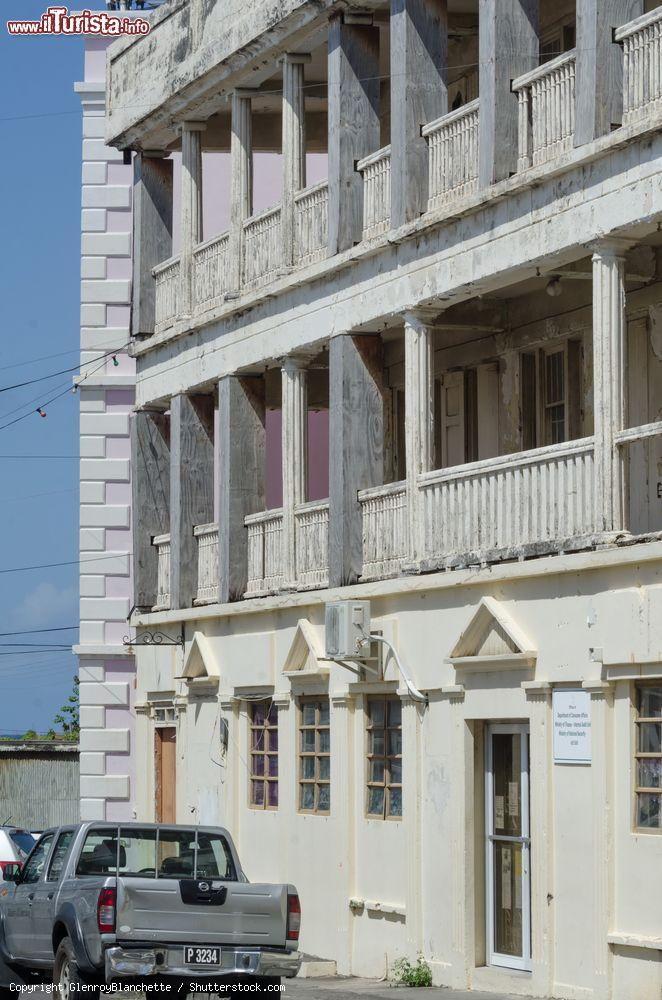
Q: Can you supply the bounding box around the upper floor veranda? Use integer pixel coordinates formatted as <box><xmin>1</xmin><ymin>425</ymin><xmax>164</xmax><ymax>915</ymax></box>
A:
<box><xmin>107</xmin><ymin>0</ymin><xmax>662</xmax><ymax>354</ymax></box>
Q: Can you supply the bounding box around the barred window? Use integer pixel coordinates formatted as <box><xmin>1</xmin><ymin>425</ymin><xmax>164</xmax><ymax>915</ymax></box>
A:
<box><xmin>366</xmin><ymin>697</ymin><xmax>402</xmax><ymax>819</ymax></box>
<box><xmin>635</xmin><ymin>685</ymin><xmax>662</xmax><ymax>829</ymax></box>
<box><xmin>298</xmin><ymin>698</ymin><xmax>330</xmax><ymax>814</ymax></box>
<box><xmin>249</xmin><ymin>701</ymin><xmax>278</xmax><ymax>809</ymax></box>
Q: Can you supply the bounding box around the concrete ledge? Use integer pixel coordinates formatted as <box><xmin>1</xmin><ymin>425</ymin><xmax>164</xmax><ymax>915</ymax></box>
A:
<box><xmin>298</xmin><ymin>960</ymin><xmax>338</xmax><ymax>978</ymax></box>
<box><xmin>608</xmin><ymin>931</ymin><xmax>662</xmax><ymax>951</ymax></box>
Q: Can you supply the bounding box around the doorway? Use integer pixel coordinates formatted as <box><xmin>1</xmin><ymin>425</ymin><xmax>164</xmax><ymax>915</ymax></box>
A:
<box><xmin>485</xmin><ymin>724</ymin><xmax>531</xmax><ymax>971</ymax></box>
<box><xmin>155</xmin><ymin>726</ymin><xmax>177</xmax><ymax>822</ymax></box>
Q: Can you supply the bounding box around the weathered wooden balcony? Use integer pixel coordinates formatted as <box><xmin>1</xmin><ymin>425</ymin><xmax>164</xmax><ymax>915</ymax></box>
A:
<box><xmin>358</xmin><ymin>481</ymin><xmax>408</xmax><ymax>581</ymax></box>
<box><xmin>513</xmin><ymin>51</ymin><xmax>576</xmax><ymax>170</ymax></box>
<box><xmin>616</xmin><ymin>8</ymin><xmax>662</xmax><ymax>126</ymax></box>
<box><xmin>193</xmin><ymin>232</ymin><xmax>229</xmax><ymax>312</ymax></box>
<box><xmin>294</xmin><ymin>182</ymin><xmax>329</xmax><ymax>267</ymax></box>
<box><xmin>152</xmin><ymin>533</ymin><xmax>171</xmax><ymax>611</ymax></box>
<box><xmin>194</xmin><ymin>522</ymin><xmax>219</xmax><ymax>605</ymax></box>
<box><xmin>422</xmin><ymin>100</ymin><xmax>480</xmax><ymax>211</ymax></box>
<box><xmin>243</xmin><ymin>205</ymin><xmax>282</xmax><ymax>287</ymax></box>
<box><xmin>357</xmin><ymin>146</ymin><xmax>391</xmax><ymax>240</ymax></box>
<box><xmin>419</xmin><ymin>438</ymin><xmax>595</xmax><ymax>564</ymax></box>
<box><xmin>245</xmin><ymin>508</ymin><xmax>285</xmax><ymax>597</ymax></box>
<box><xmin>153</xmin><ymin>256</ymin><xmax>180</xmax><ymax>334</ymax></box>
<box><xmin>294</xmin><ymin>500</ymin><xmax>329</xmax><ymax>589</ymax></box>
<box><xmin>244</xmin><ymin>502</ymin><xmax>330</xmax><ymax>596</ymax></box>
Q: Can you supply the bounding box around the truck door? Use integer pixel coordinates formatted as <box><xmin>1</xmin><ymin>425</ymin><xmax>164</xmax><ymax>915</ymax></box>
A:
<box><xmin>31</xmin><ymin>829</ymin><xmax>75</xmax><ymax>959</ymax></box>
<box><xmin>3</xmin><ymin>833</ymin><xmax>54</xmax><ymax>959</ymax></box>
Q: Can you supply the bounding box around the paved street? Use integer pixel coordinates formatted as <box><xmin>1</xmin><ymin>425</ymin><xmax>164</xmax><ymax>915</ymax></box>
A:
<box><xmin>284</xmin><ymin>977</ymin><xmax>527</xmax><ymax>1000</ymax></box>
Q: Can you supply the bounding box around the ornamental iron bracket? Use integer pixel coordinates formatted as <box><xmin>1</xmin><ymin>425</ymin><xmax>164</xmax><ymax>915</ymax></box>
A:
<box><xmin>123</xmin><ymin>630</ymin><xmax>185</xmax><ymax>648</ymax></box>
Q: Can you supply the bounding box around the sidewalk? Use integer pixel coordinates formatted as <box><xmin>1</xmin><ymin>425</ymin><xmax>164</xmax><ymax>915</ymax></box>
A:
<box><xmin>284</xmin><ymin>976</ymin><xmax>527</xmax><ymax>1000</ymax></box>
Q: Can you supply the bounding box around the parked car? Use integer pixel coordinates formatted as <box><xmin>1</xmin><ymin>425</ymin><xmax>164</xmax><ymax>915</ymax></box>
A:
<box><xmin>0</xmin><ymin>822</ymin><xmax>301</xmax><ymax>995</ymax></box>
<box><xmin>0</xmin><ymin>828</ymin><xmax>35</xmax><ymax>877</ymax></box>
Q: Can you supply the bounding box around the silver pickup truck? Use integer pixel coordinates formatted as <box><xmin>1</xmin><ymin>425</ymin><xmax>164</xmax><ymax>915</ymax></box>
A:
<box><xmin>0</xmin><ymin>821</ymin><xmax>301</xmax><ymax>996</ymax></box>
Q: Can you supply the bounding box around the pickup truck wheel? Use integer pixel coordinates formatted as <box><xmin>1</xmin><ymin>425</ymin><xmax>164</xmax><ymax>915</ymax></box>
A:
<box><xmin>54</xmin><ymin>938</ymin><xmax>97</xmax><ymax>1000</ymax></box>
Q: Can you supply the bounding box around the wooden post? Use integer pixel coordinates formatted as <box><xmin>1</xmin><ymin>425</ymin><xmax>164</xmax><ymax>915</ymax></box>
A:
<box><xmin>592</xmin><ymin>239</ymin><xmax>630</xmax><ymax>533</ymax></box>
<box><xmin>281</xmin><ymin>359</ymin><xmax>308</xmax><ymax>589</ymax></box>
<box><xmin>327</xmin><ymin>14</ymin><xmax>381</xmax><ymax>254</ymax></box>
<box><xmin>178</xmin><ymin>122</ymin><xmax>205</xmax><ymax>317</ymax></box>
<box><xmin>478</xmin><ymin>0</ymin><xmax>538</xmax><ymax>187</ymax></box>
<box><xmin>228</xmin><ymin>91</ymin><xmax>254</xmax><ymax>293</ymax></box>
<box><xmin>574</xmin><ymin>0</ymin><xmax>643</xmax><ymax>145</ymax></box>
<box><xmin>170</xmin><ymin>393</ymin><xmax>215</xmax><ymax>609</ymax></box>
<box><xmin>217</xmin><ymin>375</ymin><xmax>266</xmax><ymax>602</ymax></box>
<box><xmin>281</xmin><ymin>54</ymin><xmax>310</xmax><ymax>269</ymax></box>
<box><xmin>329</xmin><ymin>335</ymin><xmax>385</xmax><ymax>587</ymax></box>
<box><xmin>404</xmin><ymin>312</ymin><xmax>434</xmax><ymax>562</ymax></box>
<box><xmin>131</xmin><ymin>153</ymin><xmax>173</xmax><ymax>337</ymax></box>
<box><xmin>131</xmin><ymin>410</ymin><xmax>170</xmax><ymax>611</ymax></box>
<box><xmin>390</xmin><ymin>0</ymin><xmax>448</xmax><ymax>228</ymax></box>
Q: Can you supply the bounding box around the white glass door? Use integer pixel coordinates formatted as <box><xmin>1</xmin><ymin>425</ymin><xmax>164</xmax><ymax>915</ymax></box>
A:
<box><xmin>486</xmin><ymin>724</ymin><xmax>531</xmax><ymax>971</ymax></box>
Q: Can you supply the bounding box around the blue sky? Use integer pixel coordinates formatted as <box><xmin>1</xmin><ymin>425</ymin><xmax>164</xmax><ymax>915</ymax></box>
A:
<box><xmin>0</xmin><ymin>2</ymin><xmax>113</xmax><ymax>733</ymax></box>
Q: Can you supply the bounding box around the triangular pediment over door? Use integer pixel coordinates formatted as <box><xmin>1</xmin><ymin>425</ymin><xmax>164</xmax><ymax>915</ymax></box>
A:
<box><xmin>447</xmin><ymin>597</ymin><xmax>537</xmax><ymax>673</ymax></box>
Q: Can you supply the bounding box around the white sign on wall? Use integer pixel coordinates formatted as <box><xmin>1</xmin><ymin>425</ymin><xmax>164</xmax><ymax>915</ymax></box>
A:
<box><xmin>553</xmin><ymin>689</ymin><xmax>592</xmax><ymax>764</ymax></box>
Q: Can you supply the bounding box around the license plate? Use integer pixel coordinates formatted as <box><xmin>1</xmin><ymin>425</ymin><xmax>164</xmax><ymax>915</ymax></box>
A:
<box><xmin>184</xmin><ymin>946</ymin><xmax>221</xmax><ymax>967</ymax></box>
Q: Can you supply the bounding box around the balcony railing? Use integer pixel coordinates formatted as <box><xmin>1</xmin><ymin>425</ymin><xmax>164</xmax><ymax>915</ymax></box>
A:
<box><xmin>357</xmin><ymin>145</ymin><xmax>391</xmax><ymax>240</ymax></box>
<box><xmin>513</xmin><ymin>50</ymin><xmax>576</xmax><ymax>170</ymax></box>
<box><xmin>245</xmin><ymin>509</ymin><xmax>284</xmax><ymax>597</ymax></box>
<box><xmin>243</xmin><ymin>205</ymin><xmax>282</xmax><ymax>287</ymax></box>
<box><xmin>422</xmin><ymin>100</ymin><xmax>479</xmax><ymax>210</ymax></box>
<box><xmin>616</xmin><ymin>8</ymin><xmax>662</xmax><ymax>126</ymax></box>
<box><xmin>294</xmin><ymin>500</ymin><xmax>329</xmax><ymax>589</ymax></box>
<box><xmin>193</xmin><ymin>232</ymin><xmax>229</xmax><ymax>312</ymax></box>
<box><xmin>358</xmin><ymin>480</ymin><xmax>408</xmax><ymax>581</ymax></box>
<box><xmin>194</xmin><ymin>522</ymin><xmax>219</xmax><ymax>605</ymax></box>
<box><xmin>294</xmin><ymin>182</ymin><xmax>329</xmax><ymax>267</ymax></box>
<box><xmin>153</xmin><ymin>533</ymin><xmax>171</xmax><ymax>611</ymax></box>
<box><xmin>153</xmin><ymin>256</ymin><xmax>180</xmax><ymax>333</ymax></box>
<box><xmin>419</xmin><ymin>438</ymin><xmax>595</xmax><ymax>563</ymax></box>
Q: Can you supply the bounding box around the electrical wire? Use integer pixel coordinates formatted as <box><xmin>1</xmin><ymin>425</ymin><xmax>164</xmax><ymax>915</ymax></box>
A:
<box><xmin>0</xmin><ymin>627</ymin><xmax>78</xmax><ymax>637</ymax></box>
<box><xmin>0</xmin><ymin>343</ymin><xmax>130</xmax><ymax>395</ymax></box>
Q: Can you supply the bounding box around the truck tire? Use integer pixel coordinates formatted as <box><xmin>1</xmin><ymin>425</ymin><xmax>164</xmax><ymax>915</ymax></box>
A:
<box><xmin>53</xmin><ymin>937</ymin><xmax>98</xmax><ymax>1000</ymax></box>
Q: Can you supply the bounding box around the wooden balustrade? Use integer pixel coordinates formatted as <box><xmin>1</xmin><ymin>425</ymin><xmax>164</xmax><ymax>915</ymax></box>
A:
<box><xmin>356</xmin><ymin>146</ymin><xmax>391</xmax><ymax>240</ymax></box>
<box><xmin>422</xmin><ymin>100</ymin><xmax>479</xmax><ymax>210</ymax></box>
<box><xmin>153</xmin><ymin>256</ymin><xmax>180</xmax><ymax>333</ymax></box>
<box><xmin>513</xmin><ymin>51</ymin><xmax>576</xmax><ymax>170</ymax></box>
<box><xmin>294</xmin><ymin>182</ymin><xmax>329</xmax><ymax>267</ymax></box>
<box><xmin>419</xmin><ymin>438</ymin><xmax>595</xmax><ymax>562</ymax></box>
<box><xmin>193</xmin><ymin>232</ymin><xmax>230</xmax><ymax>312</ymax></box>
<box><xmin>245</xmin><ymin>509</ymin><xmax>284</xmax><ymax>597</ymax></box>
<box><xmin>243</xmin><ymin>205</ymin><xmax>282</xmax><ymax>287</ymax></box>
<box><xmin>194</xmin><ymin>523</ymin><xmax>219</xmax><ymax>605</ymax></box>
<box><xmin>358</xmin><ymin>481</ymin><xmax>408</xmax><ymax>581</ymax></box>
<box><xmin>616</xmin><ymin>9</ymin><xmax>662</xmax><ymax>125</ymax></box>
<box><xmin>294</xmin><ymin>500</ymin><xmax>329</xmax><ymax>589</ymax></box>
<box><xmin>153</xmin><ymin>533</ymin><xmax>171</xmax><ymax>611</ymax></box>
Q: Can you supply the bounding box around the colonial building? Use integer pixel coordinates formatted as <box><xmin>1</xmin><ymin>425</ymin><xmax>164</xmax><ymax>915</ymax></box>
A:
<box><xmin>105</xmin><ymin>0</ymin><xmax>662</xmax><ymax>995</ymax></box>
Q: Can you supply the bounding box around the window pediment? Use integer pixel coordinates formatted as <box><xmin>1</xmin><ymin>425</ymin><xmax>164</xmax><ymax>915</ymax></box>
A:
<box><xmin>282</xmin><ymin>619</ymin><xmax>328</xmax><ymax>678</ymax></box>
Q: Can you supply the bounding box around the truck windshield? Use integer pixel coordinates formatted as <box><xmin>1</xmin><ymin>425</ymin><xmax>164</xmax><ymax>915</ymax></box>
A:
<box><xmin>75</xmin><ymin>827</ymin><xmax>237</xmax><ymax>881</ymax></box>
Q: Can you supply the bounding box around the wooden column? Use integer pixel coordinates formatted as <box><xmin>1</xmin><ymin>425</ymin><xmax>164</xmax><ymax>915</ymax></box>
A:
<box><xmin>592</xmin><ymin>240</ymin><xmax>630</xmax><ymax>533</ymax></box>
<box><xmin>281</xmin><ymin>359</ymin><xmax>308</xmax><ymax>589</ymax></box>
<box><xmin>131</xmin><ymin>410</ymin><xmax>170</xmax><ymax>611</ymax></box>
<box><xmin>178</xmin><ymin>122</ymin><xmax>205</xmax><ymax>317</ymax></box>
<box><xmin>217</xmin><ymin>375</ymin><xmax>266</xmax><ymax>603</ymax></box>
<box><xmin>131</xmin><ymin>152</ymin><xmax>173</xmax><ymax>337</ymax></box>
<box><xmin>574</xmin><ymin>0</ymin><xmax>643</xmax><ymax>145</ymax></box>
<box><xmin>170</xmin><ymin>393</ymin><xmax>214</xmax><ymax>610</ymax></box>
<box><xmin>478</xmin><ymin>0</ymin><xmax>538</xmax><ymax>187</ymax></box>
<box><xmin>329</xmin><ymin>334</ymin><xmax>385</xmax><ymax>587</ymax></box>
<box><xmin>404</xmin><ymin>312</ymin><xmax>434</xmax><ymax>562</ymax></box>
<box><xmin>390</xmin><ymin>0</ymin><xmax>448</xmax><ymax>228</ymax></box>
<box><xmin>327</xmin><ymin>14</ymin><xmax>381</xmax><ymax>254</ymax></box>
<box><xmin>229</xmin><ymin>91</ymin><xmax>254</xmax><ymax>293</ymax></box>
<box><xmin>281</xmin><ymin>54</ymin><xmax>310</xmax><ymax>269</ymax></box>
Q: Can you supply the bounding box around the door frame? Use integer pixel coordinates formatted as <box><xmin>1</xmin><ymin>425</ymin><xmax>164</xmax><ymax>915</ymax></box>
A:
<box><xmin>154</xmin><ymin>725</ymin><xmax>177</xmax><ymax>823</ymax></box>
<box><xmin>485</xmin><ymin>722</ymin><xmax>531</xmax><ymax>972</ymax></box>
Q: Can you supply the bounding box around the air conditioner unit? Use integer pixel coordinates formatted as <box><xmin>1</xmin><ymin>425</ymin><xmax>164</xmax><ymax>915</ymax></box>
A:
<box><xmin>325</xmin><ymin>601</ymin><xmax>371</xmax><ymax>659</ymax></box>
